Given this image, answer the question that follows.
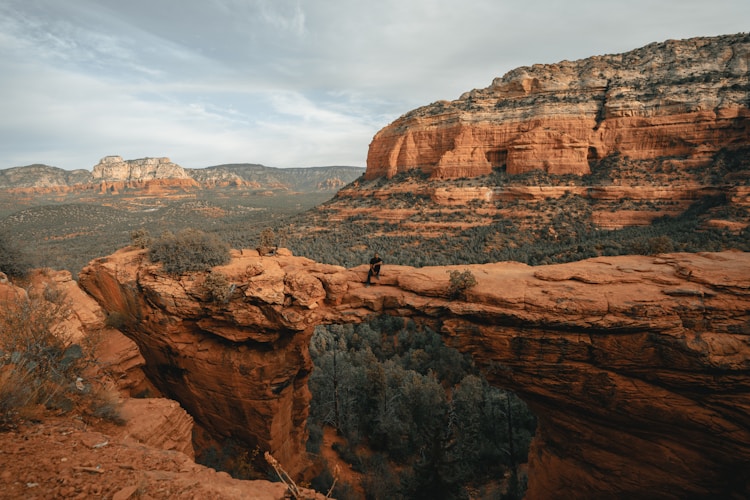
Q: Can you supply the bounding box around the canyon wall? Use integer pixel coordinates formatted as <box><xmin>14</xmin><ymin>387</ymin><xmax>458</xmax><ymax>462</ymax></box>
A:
<box><xmin>0</xmin><ymin>270</ymin><xmax>327</xmax><ymax>499</ymax></box>
<box><xmin>366</xmin><ymin>33</ymin><xmax>750</xmax><ymax>180</ymax></box>
<box><xmin>78</xmin><ymin>247</ymin><xmax>750</xmax><ymax>498</ymax></box>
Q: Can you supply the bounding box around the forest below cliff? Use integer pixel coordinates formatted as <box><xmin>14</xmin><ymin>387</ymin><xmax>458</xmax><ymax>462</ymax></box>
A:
<box><xmin>306</xmin><ymin>317</ymin><xmax>535</xmax><ymax>499</ymax></box>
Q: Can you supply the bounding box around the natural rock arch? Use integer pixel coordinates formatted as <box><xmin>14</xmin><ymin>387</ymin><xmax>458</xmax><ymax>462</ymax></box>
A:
<box><xmin>78</xmin><ymin>247</ymin><xmax>750</xmax><ymax>499</ymax></box>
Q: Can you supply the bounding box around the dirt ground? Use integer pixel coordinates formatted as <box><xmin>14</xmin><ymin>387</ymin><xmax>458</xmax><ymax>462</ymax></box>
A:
<box><xmin>0</xmin><ymin>409</ymin><xmax>315</xmax><ymax>500</ymax></box>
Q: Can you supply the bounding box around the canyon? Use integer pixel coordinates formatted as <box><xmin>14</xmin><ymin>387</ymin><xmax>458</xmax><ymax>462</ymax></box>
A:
<box><xmin>2</xmin><ymin>31</ymin><xmax>749</xmax><ymax>499</ymax></box>
<box><xmin>0</xmin><ymin>267</ymin><xmax>326</xmax><ymax>499</ymax></box>
<box><xmin>75</xmin><ymin>246</ymin><xmax>750</xmax><ymax>499</ymax></box>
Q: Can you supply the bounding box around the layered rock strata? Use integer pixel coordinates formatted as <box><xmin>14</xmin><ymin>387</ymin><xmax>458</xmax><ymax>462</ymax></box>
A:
<box><xmin>91</xmin><ymin>156</ymin><xmax>190</xmax><ymax>181</ymax></box>
<box><xmin>79</xmin><ymin>247</ymin><xmax>750</xmax><ymax>498</ymax></box>
<box><xmin>366</xmin><ymin>33</ymin><xmax>750</xmax><ymax>179</ymax></box>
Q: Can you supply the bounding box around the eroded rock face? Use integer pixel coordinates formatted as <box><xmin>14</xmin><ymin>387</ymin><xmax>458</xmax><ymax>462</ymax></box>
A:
<box><xmin>78</xmin><ymin>247</ymin><xmax>750</xmax><ymax>497</ymax></box>
<box><xmin>0</xmin><ymin>268</ymin><xmax>327</xmax><ymax>499</ymax></box>
<box><xmin>366</xmin><ymin>33</ymin><xmax>750</xmax><ymax>179</ymax></box>
<box><xmin>78</xmin><ymin>249</ymin><xmax>330</xmax><ymax>478</ymax></box>
<box><xmin>92</xmin><ymin>156</ymin><xmax>190</xmax><ymax>181</ymax></box>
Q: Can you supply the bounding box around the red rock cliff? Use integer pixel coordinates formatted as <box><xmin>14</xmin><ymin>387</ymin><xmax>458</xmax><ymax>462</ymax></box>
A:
<box><xmin>366</xmin><ymin>33</ymin><xmax>750</xmax><ymax>179</ymax></box>
<box><xmin>78</xmin><ymin>247</ymin><xmax>750</xmax><ymax>497</ymax></box>
<box><xmin>0</xmin><ymin>268</ymin><xmax>325</xmax><ymax>499</ymax></box>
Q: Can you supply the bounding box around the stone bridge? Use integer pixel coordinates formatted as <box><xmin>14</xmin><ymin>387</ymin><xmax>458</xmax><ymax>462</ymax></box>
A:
<box><xmin>78</xmin><ymin>247</ymin><xmax>750</xmax><ymax>499</ymax></box>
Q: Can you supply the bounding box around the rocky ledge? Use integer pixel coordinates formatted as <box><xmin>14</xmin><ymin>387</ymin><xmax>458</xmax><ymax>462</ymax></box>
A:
<box><xmin>78</xmin><ymin>247</ymin><xmax>750</xmax><ymax>498</ymax></box>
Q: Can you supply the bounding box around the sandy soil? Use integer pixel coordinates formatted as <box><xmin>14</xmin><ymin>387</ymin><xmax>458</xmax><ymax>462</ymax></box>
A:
<box><xmin>0</xmin><ymin>409</ymin><xmax>312</xmax><ymax>500</ymax></box>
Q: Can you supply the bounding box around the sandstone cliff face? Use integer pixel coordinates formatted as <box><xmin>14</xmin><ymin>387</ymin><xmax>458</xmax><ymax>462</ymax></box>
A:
<box><xmin>78</xmin><ymin>248</ymin><xmax>329</xmax><ymax>478</ymax></box>
<box><xmin>0</xmin><ymin>267</ymin><xmax>325</xmax><ymax>499</ymax></box>
<box><xmin>366</xmin><ymin>33</ymin><xmax>750</xmax><ymax>179</ymax></box>
<box><xmin>91</xmin><ymin>156</ymin><xmax>190</xmax><ymax>181</ymax></box>
<box><xmin>78</xmin><ymin>247</ymin><xmax>750</xmax><ymax>498</ymax></box>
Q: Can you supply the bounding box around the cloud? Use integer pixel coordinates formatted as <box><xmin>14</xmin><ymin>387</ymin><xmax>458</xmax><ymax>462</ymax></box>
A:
<box><xmin>1</xmin><ymin>0</ymin><xmax>748</xmax><ymax>170</ymax></box>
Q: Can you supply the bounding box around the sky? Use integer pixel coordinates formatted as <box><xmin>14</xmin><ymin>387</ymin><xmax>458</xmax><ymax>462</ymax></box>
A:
<box><xmin>0</xmin><ymin>0</ymin><xmax>748</xmax><ymax>171</ymax></box>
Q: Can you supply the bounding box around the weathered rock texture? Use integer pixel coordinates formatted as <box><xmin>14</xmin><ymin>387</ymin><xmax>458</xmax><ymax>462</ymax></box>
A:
<box><xmin>78</xmin><ymin>248</ymin><xmax>321</xmax><ymax>478</ymax></box>
<box><xmin>366</xmin><ymin>33</ymin><xmax>750</xmax><ymax>180</ymax></box>
<box><xmin>78</xmin><ymin>247</ymin><xmax>750</xmax><ymax>498</ymax></box>
<box><xmin>92</xmin><ymin>156</ymin><xmax>191</xmax><ymax>181</ymax></box>
<box><xmin>0</xmin><ymin>270</ymin><xmax>325</xmax><ymax>499</ymax></box>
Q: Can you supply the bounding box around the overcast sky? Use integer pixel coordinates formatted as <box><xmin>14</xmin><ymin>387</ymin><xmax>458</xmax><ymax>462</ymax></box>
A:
<box><xmin>1</xmin><ymin>0</ymin><xmax>748</xmax><ymax>171</ymax></box>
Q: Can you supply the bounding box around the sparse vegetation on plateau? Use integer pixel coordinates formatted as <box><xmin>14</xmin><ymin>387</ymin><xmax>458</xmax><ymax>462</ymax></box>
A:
<box><xmin>148</xmin><ymin>228</ymin><xmax>231</xmax><ymax>275</ymax></box>
<box><xmin>278</xmin><ymin>149</ymin><xmax>750</xmax><ymax>269</ymax></box>
<box><xmin>0</xmin><ymin>190</ymin><xmax>332</xmax><ymax>276</ymax></box>
<box><xmin>0</xmin><ymin>231</ymin><xmax>32</xmax><ymax>278</ymax></box>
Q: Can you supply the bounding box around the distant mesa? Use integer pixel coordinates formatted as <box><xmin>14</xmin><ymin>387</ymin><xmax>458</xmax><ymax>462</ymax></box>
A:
<box><xmin>91</xmin><ymin>155</ymin><xmax>190</xmax><ymax>182</ymax></box>
<box><xmin>0</xmin><ymin>156</ymin><xmax>365</xmax><ymax>194</ymax></box>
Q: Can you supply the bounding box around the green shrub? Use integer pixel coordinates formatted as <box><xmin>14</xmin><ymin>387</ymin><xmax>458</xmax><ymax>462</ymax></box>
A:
<box><xmin>149</xmin><ymin>228</ymin><xmax>230</xmax><ymax>274</ymax></box>
<box><xmin>448</xmin><ymin>269</ymin><xmax>478</xmax><ymax>299</ymax></box>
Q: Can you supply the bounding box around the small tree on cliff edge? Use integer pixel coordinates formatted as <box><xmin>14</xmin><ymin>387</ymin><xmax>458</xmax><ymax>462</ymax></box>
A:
<box><xmin>258</xmin><ymin>227</ymin><xmax>277</xmax><ymax>256</ymax></box>
<box><xmin>448</xmin><ymin>269</ymin><xmax>478</xmax><ymax>299</ymax></box>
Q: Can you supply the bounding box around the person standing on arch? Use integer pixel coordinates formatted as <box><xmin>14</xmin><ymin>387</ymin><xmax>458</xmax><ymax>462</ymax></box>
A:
<box><xmin>365</xmin><ymin>252</ymin><xmax>383</xmax><ymax>287</ymax></box>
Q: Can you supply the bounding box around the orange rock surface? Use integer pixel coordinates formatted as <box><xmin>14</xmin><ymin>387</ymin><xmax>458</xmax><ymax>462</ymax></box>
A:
<box><xmin>77</xmin><ymin>247</ymin><xmax>750</xmax><ymax>498</ymax></box>
<box><xmin>0</xmin><ymin>407</ymin><xmax>324</xmax><ymax>499</ymax></box>
<box><xmin>0</xmin><ymin>269</ymin><xmax>324</xmax><ymax>499</ymax></box>
<box><xmin>366</xmin><ymin>34</ymin><xmax>750</xmax><ymax>180</ymax></box>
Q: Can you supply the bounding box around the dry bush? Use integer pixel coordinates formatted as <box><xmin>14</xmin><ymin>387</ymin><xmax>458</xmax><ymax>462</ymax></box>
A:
<box><xmin>260</xmin><ymin>227</ymin><xmax>276</xmax><ymax>248</ymax></box>
<box><xmin>0</xmin><ymin>361</ymin><xmax>46</xmax><ymax>428</ymax></box>
<box><xmin>447</xmin><ymin>269</ymin><xmax>478</xmax><ymax>299</ymax></box>
<box><xmin>203</xmin><ymin>272</ymin><xmax>234</xmax><ymax>303</ymax></box>
<box><xmin>0</xmin><ymin>286</ymin><xmax>121</xmax><ymax>428</ymax></box>
<box><xmin>87</xmin><ymin>382</ymin><xmax>125</xmax><ymax>425</ymax></box>
<box><xmin>129</xmin><ymin>228</ymin><xmax>152</xmax><ymax>249</ymax></box>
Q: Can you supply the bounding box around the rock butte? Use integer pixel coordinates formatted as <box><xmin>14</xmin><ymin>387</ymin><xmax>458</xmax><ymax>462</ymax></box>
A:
<box><xmin>366</xmin><ymin>33</ymin><xmax>750</xmax><ymax>180</ymax></box>
<box><xmin>78</xmin><ymin>247</ymin><xmax>750</xmax><ymax>498</ymax></box>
